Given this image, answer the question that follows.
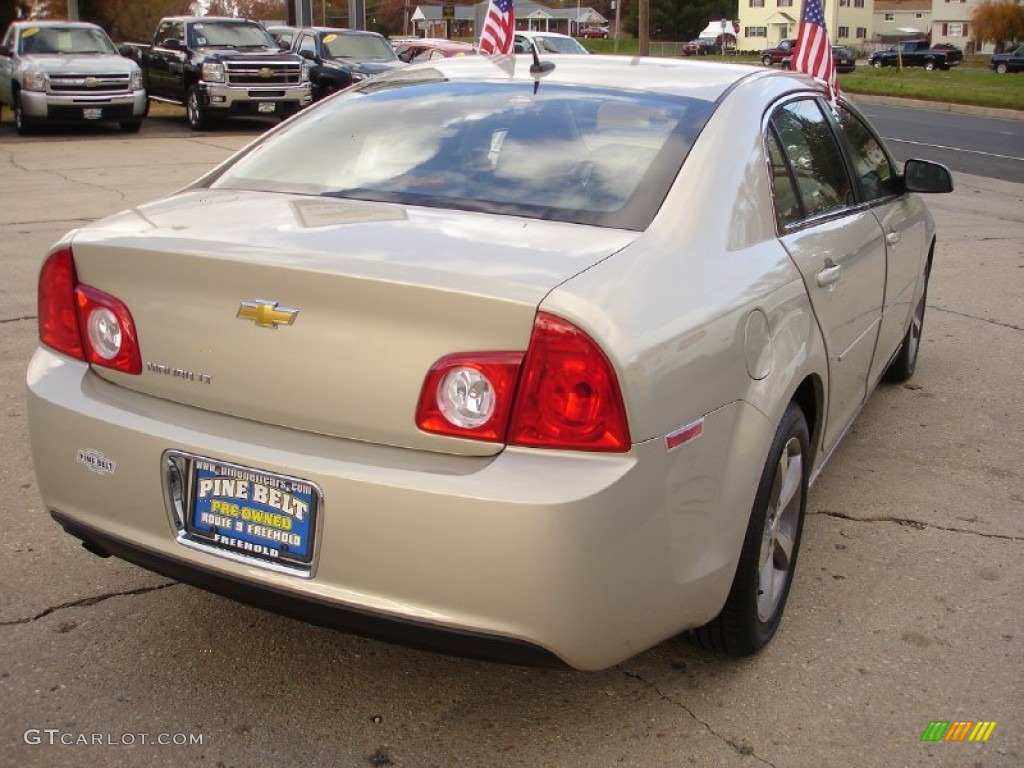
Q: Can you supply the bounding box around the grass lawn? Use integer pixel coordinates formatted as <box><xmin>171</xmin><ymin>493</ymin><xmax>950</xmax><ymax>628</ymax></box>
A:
<box><xmin>580</xmin><ymin>39</ymin><xmax>1023</xmax><ymax>112</ymax></box>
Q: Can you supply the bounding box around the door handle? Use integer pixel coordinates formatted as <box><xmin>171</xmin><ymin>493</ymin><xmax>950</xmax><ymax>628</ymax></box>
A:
<box><xmin>816</xmin><ymin>263</ymin><xmax>842</xmax><ymax>288</ymax></box>
<box><xmin>886</xmin><ymin>230</ymin><xmax>901</xmax><ymax>246</ymax></box>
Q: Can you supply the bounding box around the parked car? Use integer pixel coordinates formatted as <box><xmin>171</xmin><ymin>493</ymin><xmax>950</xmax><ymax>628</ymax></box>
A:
<box><xmin>761</xmin><ymin>38</ymin><xmax>797</xmax><ymax>66</ymax></box>
<box><xmin>0</xmin><ymin>20</ymin><xmax>146</xmax><ymax>134</ymax></box>
<box><xmin>393</xmin><ymin>38</ymin><xmax>477</xmax><ymax>63</ymax></box>
<box><xmin>28</xmin><ymin>56</ymin><xmax>952</xmax><ymax>671</ymax></box>
<box><xmin>578</xmin><ymin>26</ymin><xmax>609</xmax><ymax>40</ymax></box>
<box><xmin>869</xmin><ymin>40</ymin><xmax>963</xmax><ymax>70</ymax></box>
<box><xmin>513</xmin><ymin>31</ymin><xmax>590</xmax><ymax>55</ymax></box>
<box><xmin>269</xmin><ymin>26</ymin><xmax>405</xmax><ymax>101</ymax></box>
<box><xmin>126</xmin><ymin>16</ymin><xmax>311</xmax><ymax>130</ymax></box>
<box><xmin>781</xmin><ymin>45</ymin><xmax>857</xmax><ymax>74</ymax></box>
<box><xmin>683</xmin><ymin>37</ymin><xmax>719</xmax><ymax>56</ymax></box>
<box><xmin>989</xmin><ymin>44</ymin><xmax>1024</xmax><ymax>74</ymax></box>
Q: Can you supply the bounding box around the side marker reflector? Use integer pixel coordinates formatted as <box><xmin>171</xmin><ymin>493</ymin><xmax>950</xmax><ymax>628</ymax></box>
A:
<box><xmin>666</xmin><ymin>418</ymin><xmax>704</xmax><ymax>451</ymax></box>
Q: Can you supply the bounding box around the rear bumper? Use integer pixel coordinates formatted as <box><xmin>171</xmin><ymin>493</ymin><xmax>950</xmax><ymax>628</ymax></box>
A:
<box><xmin>20</xmin><ymin>89</ymin><xmax>147</xmax><ymax>121</ymax></box>
<box><xmin>52</xmin><ymin>509</ymin><xmax>566</xmax><ymax>668</ymax></box>
<box><xmin>28</xmin><ymin>347</ymin><xmax>770</xmax><ymax>669</ymax></box>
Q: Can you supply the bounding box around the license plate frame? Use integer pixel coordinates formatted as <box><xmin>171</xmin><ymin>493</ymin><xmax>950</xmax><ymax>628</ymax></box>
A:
<box><xmin>257</xmin><ymin>101</ymin><xmax>276</xmax><ymax>114</ymax></box>
<box><xmin>82</xmin><ymin>107</ymin><xmax>103</xmax><ymax>120</ymax></box>
<box><xmin>170</xmin><ymin>453</ymin><xmax>321</xmax><ymax>574</ymax></box>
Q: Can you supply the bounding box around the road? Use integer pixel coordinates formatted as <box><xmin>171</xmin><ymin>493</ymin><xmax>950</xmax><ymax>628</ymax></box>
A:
<box><xmin>857</xmin><ymin>102</ymin><xmax>1024</xmax><ymax>183</ymax></box>
<box><xmin>0</xmin><ymin>111</ymin><xmax>1022</xmax><ymax>768</ymax></box>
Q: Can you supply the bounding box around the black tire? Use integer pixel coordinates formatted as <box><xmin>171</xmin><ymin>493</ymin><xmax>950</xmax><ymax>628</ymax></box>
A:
<box><xmin>13</xmin><ymin>90</ymin><xmax>33</xmax><ymax>135</ymax></box>
<box><xmin>924</xmin><ymin>60</ymin><xmax>936</xmax><ymax>71</ymax></box>
<box><xmin>872</xmin><ymin>59</ymin><xmax>884</xmax><ymax>69</ymax></box>
<box><xmin>186</xmin><ymin>85</ymin><xmax>208</xmax><ymax>131</ymax></box>
<box><xmin>761</xmin><ymin>54</ymin><xmax>773</xmax><ymax>67</ymax></box>
<box><xmin>119</xmin><ymin>120</ymin><xmax>142</xmax><ymax>133</ymax></box>
<box><xmin>996</xmin><ymin>63</ymin><xmax>1008</xmax><ymax>74</ymax></box>
<box><xmin>690</xmin><ymin>402</ymin><xmax>810</xmax><ymax>656</ymax></box>
<box><xmin>884</xmin><ymin>278</ymin><xmax>928</xmax><ymax>383</ymax></box>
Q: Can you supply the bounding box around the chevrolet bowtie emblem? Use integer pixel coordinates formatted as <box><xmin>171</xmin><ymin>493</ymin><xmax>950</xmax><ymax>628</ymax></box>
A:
<box><xmin>259</xmin><ymin>67</ymin><xmax>274</xmax><ymax>79</ymax></box>
<box><xmin>84</xmin><ymin>77</ymin><xmax>98</xmax><ymax>88</ymax></box>
<box><xmin>237</xmin><ymin>299</ymin><xmax>299</xmax><ymax>329</ymax></box>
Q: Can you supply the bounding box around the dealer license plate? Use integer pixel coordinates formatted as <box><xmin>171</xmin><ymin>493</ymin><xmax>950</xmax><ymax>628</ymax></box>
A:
<box><xmin>83</xmin><ymin>108</ymin><xmax>102</xmax><ymax>120</ymax></box>
<box><xmin>183</xmin><ymin>457</ymin><xmax>319</xmax><ymax>570</ymax></box>
<box><xmin>257</xmin><ymin>102</ymin><xmax>276</xmax><ymax>114</ymax></box>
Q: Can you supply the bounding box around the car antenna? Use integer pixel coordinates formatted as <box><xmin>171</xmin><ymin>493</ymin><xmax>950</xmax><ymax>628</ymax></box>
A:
<box><xmin>529</xmin><ymin>45</ymin><xmax>554</xmax><ymax>93</ymax></box>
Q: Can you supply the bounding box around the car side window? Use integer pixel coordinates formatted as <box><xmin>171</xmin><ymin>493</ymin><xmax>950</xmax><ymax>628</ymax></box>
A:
<box><xmin>154</xmin><ymin>21</ymin><xmax>171</xmax><ymax>45</ymax></box>
<box><xmin>833</xmin><ymin>106</ymin><xmax>900</xmax><ymax>202</ymax></box>
<box><xmin>769</xmin><ymin>99</ymin><xmax>853</xmax><ymax>220</ymax></box>
<box><xmin>298</xmin><ymin>34</ymin><xmax>316</xmax><ymax>58</ymax></box>
<box><xmin>766</xmin><ymin>129</ymin><xmax>803</xmax><ymax>229</ymax></box>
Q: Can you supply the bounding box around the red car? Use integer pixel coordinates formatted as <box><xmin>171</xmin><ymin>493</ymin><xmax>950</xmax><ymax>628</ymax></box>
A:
<box><xmin>761</xmin><ymin>38</ymin><xmax>797</xmax><ymax>66</ymax></box>
<box><xmin>393</xmin><ymin>39</ymin><xmax>477</xmax><ymax>63</ymax></box>
<box><xmin>578</xmin><ymin>26</ymin><xmax>609</xmax><ymax>39</ymax></box>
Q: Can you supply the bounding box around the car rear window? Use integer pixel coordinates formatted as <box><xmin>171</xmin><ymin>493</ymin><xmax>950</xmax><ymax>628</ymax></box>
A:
<box><xmin>209</xmin><ymin>78</ymin><xmax>715</xmax><ymax>230</ymax></box>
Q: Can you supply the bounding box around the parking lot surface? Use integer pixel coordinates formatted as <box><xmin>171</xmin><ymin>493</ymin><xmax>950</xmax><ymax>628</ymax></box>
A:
<box><xmin>0</xmin><ymin>116</ymin><xmax>1021</xmax><ymax>768</ymax></box>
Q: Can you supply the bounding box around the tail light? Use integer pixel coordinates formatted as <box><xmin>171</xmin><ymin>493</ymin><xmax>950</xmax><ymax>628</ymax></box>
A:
<box><xmin>415</xmin><ymin>353</ymin><xmax>523</xmax><ymax>442</ymax></box>
<box><xmin>38</xmin><ymin>246</ymin><xmax>142</xmax><ymax>375</ymax></box>
<box><xmin>416</xmin><ymin>312</ymin><xmax>631</xmax><ymax>452</ymax></box>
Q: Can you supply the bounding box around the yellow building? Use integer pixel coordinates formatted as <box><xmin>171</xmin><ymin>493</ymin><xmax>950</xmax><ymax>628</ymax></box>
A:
<box><xmin>738</xmin><ymin>0</ymin><xmax>877</xmax><ymax>50</ymax></box>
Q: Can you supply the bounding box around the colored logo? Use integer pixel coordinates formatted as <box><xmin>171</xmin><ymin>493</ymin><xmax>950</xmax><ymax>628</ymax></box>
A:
<box><xmin>921</xmin><ymin>721</ymin><xmax>997</xmax><ymax>742</ymax></box>
<box><xmin>237</xmin><ymin>299</ymin><xmax>299</xmax><ymax>329</ymax></box>
<box><xmin>84</xmin><ymin>77</ymin><xmax>98</xmax><ymax>88</ymax></box>
<box><xmin>258</xmin><ymin>67</ymin><xmax>274</xmax><ymax>79</ymax></box>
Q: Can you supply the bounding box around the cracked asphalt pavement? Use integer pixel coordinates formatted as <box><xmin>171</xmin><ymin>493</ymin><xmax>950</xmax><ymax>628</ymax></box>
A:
<box><xmin>0</xmin><ymin>116</ymin><xmax>1021</xmax><ymax>768</ymax></box>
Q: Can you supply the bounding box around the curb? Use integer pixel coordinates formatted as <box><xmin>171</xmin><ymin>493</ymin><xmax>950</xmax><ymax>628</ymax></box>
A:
<box><xmin>848</xmin><ymin>92</ymin><xmax>1024</xmax><ymax>122</ymax></box>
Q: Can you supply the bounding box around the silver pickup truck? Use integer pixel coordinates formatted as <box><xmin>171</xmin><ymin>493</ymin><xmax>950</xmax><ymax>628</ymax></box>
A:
<box><xmin>0</xmin><ymin>20</ymin><xmax>147</xmax><ymax>135</ymax></box>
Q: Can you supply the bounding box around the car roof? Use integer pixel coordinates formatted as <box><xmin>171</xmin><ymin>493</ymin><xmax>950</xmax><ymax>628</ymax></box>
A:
<box><xmin>382</xmin><ymin>54</ymin><xmax>801</xmax><ymax>103</ymax></box>
<box><xmin>162</xmin><ymin>16</ymin><xmax>263</xmax><ymax>24</ymax></box>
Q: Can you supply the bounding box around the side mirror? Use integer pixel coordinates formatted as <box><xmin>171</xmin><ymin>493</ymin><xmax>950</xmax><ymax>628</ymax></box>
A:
<box><xmin>513</xmin><ymin>42</ymin><xmax>527</xmax><ymax>54</ymax></box>
<box><xmin>299</xmin><ymin>49</ymin><xmax>316</xmax><ymax>61</ymax></box>
<box><xmin>903</xmin><ymin>159</ymin><xmax>954</xmax><ymax>194</ymax></box>
<box><xmin>278</xmin><ymin>41</ymin><xmax>290</xmax><ymax>51</ymax></box>
<box><xmin>0</xmin><ymin>44</ymin><xmax>11</xmax><ymax>57</ymax></box>
<box><xmin>162</xmin><ymin>38</ymin><xmax>184</xmax><ymax>51</ymax></box>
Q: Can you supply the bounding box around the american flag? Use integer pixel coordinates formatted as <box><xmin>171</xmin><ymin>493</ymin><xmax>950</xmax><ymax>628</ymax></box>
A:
<box><xmin>479</xmin><ymin>0</ymin><xmax>516</xmax><ymax>55</ymax></box>
<box><xmin>792</xmin><ymin>0</ymin><xmax>838</xmax><ymax>102</ymax></box>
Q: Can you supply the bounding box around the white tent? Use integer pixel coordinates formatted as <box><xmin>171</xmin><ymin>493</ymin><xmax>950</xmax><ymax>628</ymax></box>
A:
<box><xmin>698</xmin><ymin>21</ymin><xmax>737</xmax><ymax>41</ymax></box>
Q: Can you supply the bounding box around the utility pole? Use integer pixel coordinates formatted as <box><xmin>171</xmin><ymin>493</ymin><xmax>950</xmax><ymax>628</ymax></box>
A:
<box><xmin>638</xmin><ymin>0</ymin><xmax>649</xmax><ymax>56</ymax></box>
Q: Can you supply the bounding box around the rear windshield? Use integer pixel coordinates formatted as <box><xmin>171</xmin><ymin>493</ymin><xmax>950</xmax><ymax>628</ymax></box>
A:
<box><xmin>209</xmin><ymin>78</ymin><xmax>715</xmax><ymax>230</ymax></box>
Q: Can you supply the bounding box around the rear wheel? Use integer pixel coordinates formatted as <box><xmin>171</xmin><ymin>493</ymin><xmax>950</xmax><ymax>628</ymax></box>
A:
<box><xmin>689</xmin><ymin>402</ymin><xmax>810</xmax><ymax>656</ymax></box>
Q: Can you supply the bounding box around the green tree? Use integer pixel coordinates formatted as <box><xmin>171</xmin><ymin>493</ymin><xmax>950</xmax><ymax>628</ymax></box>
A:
<box><xmin>80</xmin><ymin>0</ymin><xmax>193</xmax><ymax>42</ymax></box>
<box><xmin>971</xmin><ymin>0</ymin><xmax>1024</xmax><ymax>50</ymax></box>
<box><xmin>626</xmin><ymin>0</ymin><xmax>733</xmax><ymax>41</ymax></box>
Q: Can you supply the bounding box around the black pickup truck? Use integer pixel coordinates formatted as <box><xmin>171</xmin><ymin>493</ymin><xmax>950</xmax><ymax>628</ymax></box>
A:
<box><xmin>126</xmin><ymin>16</ymin><xmax>311</xmax><ymax>130</ymax></box>
<box><xmin>869</xmin><ymin>40</ymin><xmax>963</xmax><ymax>71</ymax></box>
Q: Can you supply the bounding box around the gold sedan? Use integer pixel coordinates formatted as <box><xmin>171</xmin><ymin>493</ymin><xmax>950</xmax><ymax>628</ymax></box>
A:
<box><xmin>27</xmin><ymin>56</ymin><xmax>952</xmax><ymax>670</ymax></box>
